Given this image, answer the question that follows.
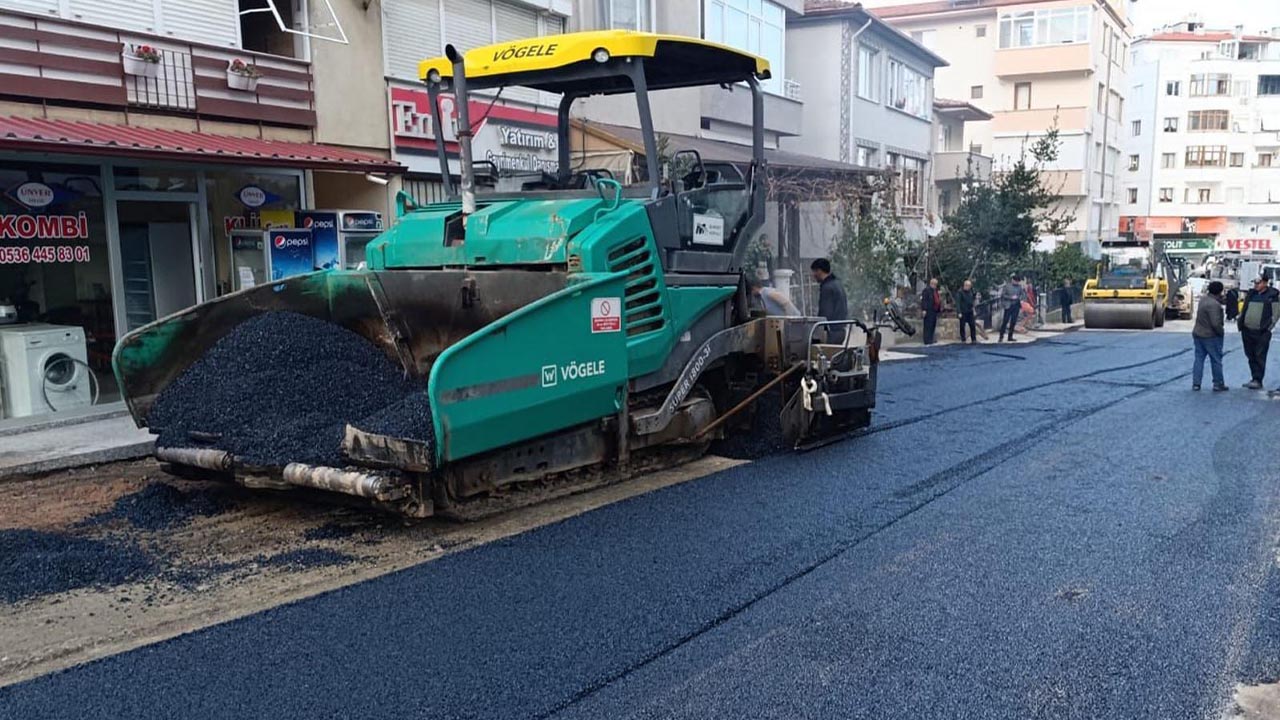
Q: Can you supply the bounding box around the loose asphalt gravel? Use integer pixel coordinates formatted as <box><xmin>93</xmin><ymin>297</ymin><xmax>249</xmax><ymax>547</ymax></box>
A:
<box><xmin>0</xmin><ymin>530</ymin><xmax>153</xmax><ymax>604</ymax></box>
<box><xmin>147</xmin><ymin>311</ymin><xmax>435</xmax><ymax>467</ymax></box>
<box><xmin>5</xmin><ymin>328</ymin><xmax>1280</xmax><ymax>719</ymax></box>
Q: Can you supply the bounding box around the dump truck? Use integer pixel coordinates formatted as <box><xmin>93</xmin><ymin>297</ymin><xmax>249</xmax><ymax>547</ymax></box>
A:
<box><xmin>112</xmin><ymin>31</ymin><xmax>908</xmax><ymax>518</ymax></box>
<box><xmin>1083</xmin><ymin>243</ymin><xmax>1171</xmax><ymax>330</ymax></box>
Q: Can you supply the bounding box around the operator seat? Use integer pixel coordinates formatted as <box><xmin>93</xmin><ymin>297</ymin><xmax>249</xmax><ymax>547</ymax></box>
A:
<box><xmin>675</xmin><ymin>161</ymin><xmax>750</xmax><ymax>248</ymax></box>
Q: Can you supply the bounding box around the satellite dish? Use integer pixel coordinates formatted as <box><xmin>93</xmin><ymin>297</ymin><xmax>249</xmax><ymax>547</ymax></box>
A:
<box><xmin>924</xmin><ymin>214</ymin><xmax>943</xmax><ymax>238</ymax></box>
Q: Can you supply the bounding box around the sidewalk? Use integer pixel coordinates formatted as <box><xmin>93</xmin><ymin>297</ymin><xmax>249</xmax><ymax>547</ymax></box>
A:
<box><xmin>892</xmin><ymin>319</ymin><xmax>1081</xmax><ymax>349</ymax></box>
<box><xmin>0</xmin><ymin>410</ymin><xmax>154</xmax><ymax>479</ymax></box>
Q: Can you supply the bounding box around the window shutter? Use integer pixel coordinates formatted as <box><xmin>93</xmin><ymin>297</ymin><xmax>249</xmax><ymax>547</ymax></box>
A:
<box><xmin>493</xmin><ymin>1</ymin><xmax>537</xmax><ymax>41</ymax></box>
<box><xmin>66</xmin><ymin>0</ymin><xmax>157</xmax><ymax>34</ymax></box>
<box><xmin>442</xmin><ymin>0</ymin><xmax>493</xmax><ymax>52</ymax></box>
<box><xmin>158</xmin><ymin>0</ymin><xmax>239</xmax><ymax>48</ymax></box>
<box><xmin>3</xmin><ymin>0</ymin><xmax>61</xmax><ymax>16</ymax></box>
<box><xmin>382</xmin><ymin>0</ymin><xmax>442</xmax><ymax>80</ymax></box>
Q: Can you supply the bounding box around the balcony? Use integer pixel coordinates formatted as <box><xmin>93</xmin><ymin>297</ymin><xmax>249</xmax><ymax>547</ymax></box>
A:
<box><xmin>701</xmin><ymin>84</ymin><xmax>803</xmax><ymax>138</ymax></box>
<box><xmin>994</xmin><ymin>106</ymin><xmax>1090</xmax><ymax>134</ymax></box>
<box><xmin>995</xmin><ymin>43</ymin><xmax>1093</xmax><ymax>78</ymax></box>
<box><xmin>934</xmin><ymin>151</ymin><xmax>992</xmax><ymax>183</ymax></box>
<box><xmin>0</xmin><ymin>9</ymin><xmax>315</xmax><ymax>128</ymax></box>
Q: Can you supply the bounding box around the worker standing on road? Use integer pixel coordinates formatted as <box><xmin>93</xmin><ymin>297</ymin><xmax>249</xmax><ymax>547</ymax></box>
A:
<box><xmin>998</xmin><ymin>274</ymin><xmax>1026</xmax><ymax>342</ymax></box>
<box><xmin>1192</xmin><ymin>281</ymin><xmax>1228</xmax><ymax>392</ymax></box>
<box><xmin>1225</xmin><ymin>284</ymin><xmax>1240</xmax><ymax>322</ymax></box>
<box><xmin>1237</xmin><ymin>275</ymin><xmax>1280</xmax><ymax>390</ymax></box>
<box><xmin>921</xmin><ymin>277</ymin><xmax>943</xmax><ymax>345</ymax></box>
<box><xmin>1058</xmin><ymin>279</ymin><xmax>1075</xmax><ymax>324</ymax></box>
<box><xmin>956</xmin><ymin>279</ymin><xmax>979</xmax><ymax>345</ymax></box>
<box><xmin>811</xmin><ymin>258</ymin><xmax>848</xmax><ymax>344</ymax></box>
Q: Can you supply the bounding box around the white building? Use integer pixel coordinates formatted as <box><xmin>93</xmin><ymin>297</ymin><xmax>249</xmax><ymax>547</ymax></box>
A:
<box><xmin>1121</xmin><ymin>22</ymin><xmax>1280</xmax><ymax>254</ymax></box>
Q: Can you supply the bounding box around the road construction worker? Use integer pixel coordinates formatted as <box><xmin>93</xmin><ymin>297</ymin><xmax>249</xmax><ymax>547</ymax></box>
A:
<box><xmin>748</xmin><ymin>276</ymin><xmax>800</xmax><ymax>317</ymax></box>
<box><xmin>1192</xmin><ymin>281</ymin><xmax>1228</xmax><ymax>392</ymax></box>
<box><xmin>1238</xmin><ymin>275</ymin><xmax>1280</xmax><ymax>390</ymax></box>
<box><xmin>921</xmin><ymin>278</ymin><xmax>942</xmax><ymax>345</ymax></box>
<box><xmin>955</xmin><ymin>279</ymin><xmax>979</xmax><ymax>344</ymax></box>
<box><xmin>811</xmin><ymin>258</ymin><xmax>848</xmax><ymax>344</ymax></box>
<box><xmin>998</xmin><ymin>274</ymin><xmax>1027</xmax><ymax>342</ymax></box>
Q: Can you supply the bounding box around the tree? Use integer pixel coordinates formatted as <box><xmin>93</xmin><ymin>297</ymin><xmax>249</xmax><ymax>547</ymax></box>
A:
<box><xmin>1043</xmin><ymin>242</ymin><xmax>1096</xmax><ymax>288</ymax></box>
<box><xmin>927</xmin><ymin>121</ymin><xmax>1076</xmax><ymax>296</ymax></box>
<box><xmin>830</xmin><ymin>199</ymin><xmax>909</xmax><ymax>316</ymax></box>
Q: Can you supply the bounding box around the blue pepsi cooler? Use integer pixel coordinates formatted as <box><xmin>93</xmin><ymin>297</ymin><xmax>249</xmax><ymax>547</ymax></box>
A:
<box><xmin>228</xmin><ymin>228</ymin><xmax>314</xmax><ymax>291</ymax></box>
<box><xmin>296</xmin><ymin>210</ymin><xmax>382</xmax><ymax>271</ymax></box>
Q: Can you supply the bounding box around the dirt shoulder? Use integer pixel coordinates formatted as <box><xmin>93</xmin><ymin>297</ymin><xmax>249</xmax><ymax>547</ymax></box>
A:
<box><xmin>0</xmin><ymin>455</ymin><xmax>743</xmax><ymax>687</ymax></box>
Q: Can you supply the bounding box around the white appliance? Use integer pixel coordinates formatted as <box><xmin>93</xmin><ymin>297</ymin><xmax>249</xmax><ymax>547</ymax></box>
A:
<box><xmin>0</xmin><ymin>324</ymin><xmax>92</xmax><ymax>418</ymax></box>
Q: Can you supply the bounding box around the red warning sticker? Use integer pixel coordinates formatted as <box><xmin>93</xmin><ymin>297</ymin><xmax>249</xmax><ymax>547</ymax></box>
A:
<box><xmin>591</xmin><ymin>296</ymin><xmax>622</xmax><ymax>333</ymax></box>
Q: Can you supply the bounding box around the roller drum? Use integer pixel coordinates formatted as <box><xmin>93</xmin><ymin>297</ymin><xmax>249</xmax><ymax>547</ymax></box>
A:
<box><xmin>1083</xmin><ymin>300</ymin><xmax>1156</xmax><ymax>330</ymax></box>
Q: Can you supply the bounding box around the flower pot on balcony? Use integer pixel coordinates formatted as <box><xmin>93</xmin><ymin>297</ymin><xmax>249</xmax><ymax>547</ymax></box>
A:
<box><xmin>122</xmin><ymin>53</ymin><xmax>160</xmax><ymax>79</ymax></box>
<box><xmin>226</xmin><ymin>71</ymin><xmax>259</xmax><ymax>92</ymax></box>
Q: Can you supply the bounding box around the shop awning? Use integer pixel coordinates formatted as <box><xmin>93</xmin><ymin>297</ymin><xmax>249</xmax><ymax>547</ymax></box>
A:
<box><xmin>0</xmin><ymin>116</ymin><xmax>404</xmax><ymax>173</ymax></box>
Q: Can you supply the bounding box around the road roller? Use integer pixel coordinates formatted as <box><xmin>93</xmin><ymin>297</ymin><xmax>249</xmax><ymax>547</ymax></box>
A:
<box><xmin>1083</xmin><ymin>243</ymin><xmax>1170</xmax><ymax>330</ymax></box>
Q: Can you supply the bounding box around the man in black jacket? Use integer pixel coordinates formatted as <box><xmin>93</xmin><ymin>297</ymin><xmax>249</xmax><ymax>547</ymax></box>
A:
<box><xmin>1058</xmin><ymin>279</ymin><xmax>1075</xmax><ymax>324</ymax></box>
<box><xmin>811</xmin><ymin>258</ymin><xmax>848</xmax><ymax>344</ymax></box>
<box><xmin>955</xmin><ymin>279</ymin><xmax>978</xmax><ymax>344</ymax></box>
<box><xmin>921</xmin><ymin>277</ymin><xmax>943</xmax><ymax>345</ymax></box>
<box><xmin>1239</xmin><ymin>275</ymin><xmax>1280</xmax><ymax>389</ymax></box>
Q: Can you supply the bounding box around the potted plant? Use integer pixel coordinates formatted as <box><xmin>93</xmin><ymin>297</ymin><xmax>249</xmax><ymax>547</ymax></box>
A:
<box><xmin>121</xmin><ymin>44</ymin><xmax>161</xmax><ymax>78</ymax></box>
<box><xmin>226</xmin><ymin>59</ymin><xmax>262</xmax><ymax>92</ymax></box>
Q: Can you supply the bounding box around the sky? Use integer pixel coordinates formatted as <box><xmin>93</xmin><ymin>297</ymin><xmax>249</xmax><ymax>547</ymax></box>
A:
<box><xmin>1130</xmin><ymin>0</ymin><xmax>1280</xmax><ymax>35</ymax></box>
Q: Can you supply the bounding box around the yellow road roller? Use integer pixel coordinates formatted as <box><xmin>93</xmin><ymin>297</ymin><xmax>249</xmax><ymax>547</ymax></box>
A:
<box><xmin>1083</xmin><ymin>244</ymin><xmax>1170</xmax><ymax>330</ymax></box>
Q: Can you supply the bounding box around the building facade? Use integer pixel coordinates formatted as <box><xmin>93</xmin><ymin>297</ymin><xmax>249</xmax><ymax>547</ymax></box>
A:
<box><xmin>859</xmin><ymin>0</ymin><xmax>1132</xmax><ymax>252</ymax></box>
<box><xmin>0</xmin><ymin>0</ymin><xmax>411</xmax><ymax>426</ymax></box>
<box><xmin>784</xmin><ymin>2</ymin><xmax>947</xmax><ymax>244</ymax></box>
<box><xmin>1120</xmin><ymin>22</ymin><xmax>1280</xmax><ymax>258</ymax></box>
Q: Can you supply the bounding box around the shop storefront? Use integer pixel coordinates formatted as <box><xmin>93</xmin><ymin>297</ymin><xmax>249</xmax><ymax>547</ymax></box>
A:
<box><xmin>0</xmin><ymin>124</ymin><xmax>401</xmax><ymax>428</ymax></box>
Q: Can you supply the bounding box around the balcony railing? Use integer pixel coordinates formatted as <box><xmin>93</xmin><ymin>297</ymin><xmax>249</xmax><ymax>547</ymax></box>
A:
<box><xmin>934</xmin><ymin>150</ymin><xmax>993</xmax><ymax>182</ymax></box>
<box><xmin>0</xmin><ymin>8</ymin><xmax>315</xmax><ymax>128</ymax></box>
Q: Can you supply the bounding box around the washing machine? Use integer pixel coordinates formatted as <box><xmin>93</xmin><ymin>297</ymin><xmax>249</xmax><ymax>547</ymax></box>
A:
<box><xmin>0</xmin><ymin>324</ymin><xmax>93</xmax><ymax>418</ymax></box>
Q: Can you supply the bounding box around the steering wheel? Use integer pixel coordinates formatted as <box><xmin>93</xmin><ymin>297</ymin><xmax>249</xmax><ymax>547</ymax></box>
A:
<box><xmin>671</xmin><ymin>149</ymin><xmax>707</xmax><ymax>190</ymax></box>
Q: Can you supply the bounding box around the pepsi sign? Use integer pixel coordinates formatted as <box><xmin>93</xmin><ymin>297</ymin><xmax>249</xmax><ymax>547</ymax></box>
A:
<box><xmin>266</xmin><ymin>229</ymin><xmax>313</xmax><ymax>281</ymax></box>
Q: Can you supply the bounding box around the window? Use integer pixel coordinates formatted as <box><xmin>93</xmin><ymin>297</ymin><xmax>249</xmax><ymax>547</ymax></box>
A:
<box><xmin>975</xmin><ymin>24</ymin><xmax>987</xmax><ymax>38</ymax></box>
<box><xmin>1163</xmin><ymin>117</ymin><xmax>1179</xmax><ymax>132</ymax></box>
<box><xmin>610</xmin><ymin>0</ymin><xmax>652</xmax><ymax>31</ymax></box>
<box><xmin>1166</xmin><ymin>81</ymin><xmax>1181</xmax><ymax>96</ymax></box>
<box><xmin>1159</xmin><ymin>188</ymin><xmax>1174</xmax><ymax>202</ymax></box>
<box><xmin>856</xmin><ymin>146</ymin><xmax>878</xmax><ymax>167</ymax></box>
<box><xmin>857</xmin><ymin>45</ymin><xmax>880</xmax><ymax>102</ymax></box>
<box><xmin>971</xmin><ymin>85</ymin><xmax>984</xmax><ymax>100</ymax></box>
<box><xmin>970</xmin><ymin>143</ymin><xmax>983</xmax><ymax>155</ymax></box>
<box><xmin>887</xmin><ymin>59</ymin><xmax>930</xmax><ymax>119</ymax></box>
<box><xmin>1128</xmin><ymin>155</ymin><xmax>1139</xmax><ymax>171</ymax></box>
<box><xmin>1162</xmin><ymin>153</ymin><xmax>1177</xmax><ymax>169</ymax></box>
<box><xmin>1014</xmin><ymin>82</ymin><xmax>1032</xmax><ymax>110</ymax></box>
<box><xmin>1197</xmin><ymin>188</ymin><xmax>1213</xmax><ymax>204</ymax></box>
<box><xmin>1132</xmin><ymin>120</ymin><xmax>1142</xmax><ymax>136</ymax></box>
<box><xmin>888</xmin><ymin>153</ymin><xmax>925</xmax><ymax>208</ymax></box>
<box><xmin>1188</xmin><ymin>110</ymin><xmax>1230</xmax><ymax>132</ymax></box>
<box><xmin>705</xmin><ymin>0</ymin><xmax>786</xmax><ymax>94</ymax></box>
<box><xmin>1127</xmin><ymin>188</ymin><xmax>1138</xmax><ymax>203</ymax></box>
<box><xmin>998</xmin><ymin>6</ymin><xmax>1090</xmax><ymax>48</ymax></box>
<box><xmin>1261</xmin><ymin>153</ymin><xmax>1276</xmax><ymax>168</ymax></box>
<box><xmin>1260</xmin><ymin>76</ymin><xmax>1280</xmax><ymax>96</ymax></box>
<box><xmin>1190</xmin><ymin>73</ymin><xmax>1232</xmax><ymax>97</ymax></box>
<box><xmin>1231</xmin><ymin>152</ymin><xmax>1245</xmax><ymax>167</ymax></box>
<box><xmin>910</xmin><ymin>29</ymin><xmax>936</xmax><ymax>49</ymax></box>
<box><xmin>1097</xmin><ymin>83</ymin><xmax>1106</xmax><ymax>110</ymax></box>
<box><xmin>1185</xmin><ymin>145</ymin><xmax>1228</xmax><ymax>167</ymax></box>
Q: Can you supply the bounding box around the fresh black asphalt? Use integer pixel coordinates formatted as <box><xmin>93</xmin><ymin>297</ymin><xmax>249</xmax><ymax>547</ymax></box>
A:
<box><xmin>5</xmin><ymin>329</ymin><xmax>1280</xmax><ymax>719</ymax></box>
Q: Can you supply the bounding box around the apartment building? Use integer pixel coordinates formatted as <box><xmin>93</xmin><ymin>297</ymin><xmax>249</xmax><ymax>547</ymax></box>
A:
<box><xmin>1121</xmin><ymin>23</ymin><xmax>1280</xmax><ymax>256</ymax></box>
<box><xmin>860</xmin><ymin>0</ymin><xmax>1132</xmax><ymax>251</ymax></box>
<box><xmin>785</xmin><ymin>2</ymin><xmax>948</xmax><ymax>243</ymax></box>
<box><xmin>0</xmin><ymin>0</ymin><xmax>416</xmax><ymax>427</ymax></box>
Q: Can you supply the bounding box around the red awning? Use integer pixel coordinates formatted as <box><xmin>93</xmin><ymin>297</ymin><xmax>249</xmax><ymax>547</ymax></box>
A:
<box><xmin>0</xmin><ymin>116</ymin><xmax>404</xmax><ymax>173</ymax></box>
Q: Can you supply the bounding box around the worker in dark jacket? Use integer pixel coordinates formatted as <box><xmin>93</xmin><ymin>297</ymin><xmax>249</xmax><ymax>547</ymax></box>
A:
<box><xmin>955</xmin><ymin>279</ymin><xmax>979</xmax><ymax>344</ymax></box>
<box><xmin>1058</xmin><ymin>279</ymin><xmax>1075</xmax><ymax>324</ymax></box>
<box><xmin>1192</xmin><ymin>281</ymin><xmax>1227</xmax><ymax>392</ymax></box>
<box><xmin>1238</xmin><ymin>275</ymin><xmax>1280</xmax><ymax>389</ymax></box>
<box><xmin>998</xmin><ymin>274</ymin><xmax>1026</xmax><ymax>342</ymax></box>
<box><xmin>921</xmin><ymin>278</ymin><xmax>943</xmax><ymax>345</ymax></box>
<box><xmin>1225</xmin><ymin>285</ymin><xmax>1240</xmax><ymax>321</ymax></box>
<box><xmin>811</xmin><ymin>258</ymin><xmax>848</xmax><ymax>344</ymax></box>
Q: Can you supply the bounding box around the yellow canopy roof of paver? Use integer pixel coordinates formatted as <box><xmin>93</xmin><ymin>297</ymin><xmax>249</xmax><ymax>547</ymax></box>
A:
<box><xmin>418</xmin><ymin>30</ymin><xmax>770</xmax><ymax>95</ymax></box>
